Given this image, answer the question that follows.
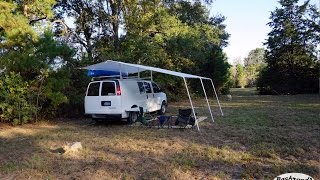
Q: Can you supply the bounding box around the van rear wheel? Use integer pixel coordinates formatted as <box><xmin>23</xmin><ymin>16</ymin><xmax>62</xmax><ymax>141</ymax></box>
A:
<box><xmin>127</xmin><ymin>112</ymin><xmax>138</xmax><ymax>124</ymax></box>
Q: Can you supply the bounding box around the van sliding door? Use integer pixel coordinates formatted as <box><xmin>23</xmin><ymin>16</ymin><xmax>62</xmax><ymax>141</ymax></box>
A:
<box><xmin>143</xmin><ymin>82</ymin><xmax>156</xmax><ymax>112</ymax></box>
<box><xmin>151</xmin><ymin>82</ymin><xmax>162</xmax><ymax>111</ymax></box>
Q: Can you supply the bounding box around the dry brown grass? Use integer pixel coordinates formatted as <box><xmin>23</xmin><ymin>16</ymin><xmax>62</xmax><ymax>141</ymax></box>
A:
<box><xmin>0</xmin><ymin>88</ymin><xmax>319</xmax><ymax>179</ymax></box>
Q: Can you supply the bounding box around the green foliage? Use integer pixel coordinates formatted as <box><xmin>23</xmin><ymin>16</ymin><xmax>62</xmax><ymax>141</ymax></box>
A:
<box><xmin>0</xmin><ymin>0</ymin><xmax>56</xmax><ymax>47</ymax></box>
<box><xmin>244</xmin><ymin>48</ymin><xmax>266</xmax><ymax>67</ymax></box>
<box><xmin>39</xmin><ymin>71</ymin><xmax>70</xmax><ymax>117</ymax></box>
<box><xmin>257</xmin><ymin>0</ymin><xmax>320</xmax><ymax>94</ymax></box>
<box><xmin>121</xmin><ymin>3</ymin><xmax>230</xmax><ymax>93</ymax></box>
<box><xmin>169</xmin><ymin>1</ymin><xmax>208</xmax><ymax>26</ymax></box>
<box><xmin>58</xmin><ymin>0</ymin><xmax>231</xmax><ymax>86</ymax></box>
<box><xmin>229</xmin><ymin>48</ymin><xmax>266</xmax><ymax>88</ymax></box>
<box><xmin>244</xmin><ymin>48</ymin><xmax>266</xmax><ymax>87</ymax></box>
<box><xmin>1</xmin><ymin>0</ymin><xmax>232</xmax><ymax>123</ymax></box>
<box><xmin>235</xmin><ymin>64</ymin><xmax>246</xmax><ymax>88</ymax></box>
<box><xmin>0</xmin><ymin>73</ymin><xmax>36</xmax><ymax>125</ymax></box>
<box><xmin>56</xmin><ymin>59</ymin><xmax>91</xmax><ymax>117</ymax></box>
<box><xmin>0</xmin><ymin>30</ymin><xmax>75</xmax><ymax>121</ymax></box>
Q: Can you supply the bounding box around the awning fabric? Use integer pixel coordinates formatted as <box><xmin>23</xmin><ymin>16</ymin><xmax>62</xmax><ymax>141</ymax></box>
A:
<box><xmin>81</xmin><ymin>60</ymin><xmax>210</xmax><ymax>79</ymax></box>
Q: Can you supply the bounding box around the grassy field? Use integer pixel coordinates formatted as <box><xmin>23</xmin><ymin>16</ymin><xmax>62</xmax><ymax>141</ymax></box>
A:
<box><xmin>0</xmin><ymin>88</ymin><xmax>319</xmax><ymax>179</ymax></box>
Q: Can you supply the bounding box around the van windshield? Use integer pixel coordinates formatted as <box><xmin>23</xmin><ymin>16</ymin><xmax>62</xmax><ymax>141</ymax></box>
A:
<box><xmin>87</xmin><ymin>82</ymin><xmax>100</xmax><ymax>96</ymax></box>
<box><xmin>101</xmin><ymin>82</ymin><xmax>116</xmax><ymax>96</ymax></box>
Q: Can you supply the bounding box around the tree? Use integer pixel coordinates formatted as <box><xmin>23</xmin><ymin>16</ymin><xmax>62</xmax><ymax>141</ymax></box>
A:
<box><xmin>0</xmin><ymin>28</ymin><xmax>75</xmax><ymax>123</ymax></box>
<box><xmin>244</xmin><ymin>48</ymin><xmax>266</xmax><ymax>87</ymax></box>
<box><xmin>244</xmin><ymin>48</ymin><xmax>266</xmax><ymax>67</ymax></box>
<box><xmin>1</xmin><ymin>0</ymin><xmax>232</xmax><ymax>123</ymax></box>
<box><xmin>257</xmin><ymin>0</ymin><xmax>320</xmax><ymax>94</ymax></box>
<box><xmin>235</xmin><ymin>63</ymin><xmax>246</xmax><ymax>88</ymax></box>
<box><xmin>0</xmin><ymin>0</ymin><xmax>56</xmax><ymax>47</ymax></box>
<box><xmin>0</xmin><ymin>73</ymin><xmax>36</xmax><ymax>125</ymax></box>
<box><xmin>122</xmin><ymin>1</ymin><xmax>231</xmax><ymax>92</ymax></box>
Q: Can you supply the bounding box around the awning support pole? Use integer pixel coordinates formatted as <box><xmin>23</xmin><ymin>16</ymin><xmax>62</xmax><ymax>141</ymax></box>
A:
<box><xmin>200</xmin><ymin>78</ymin><xmax>214</xmax><ymax>123</ymax></box>
<box><xmin>151</xmin><ymin>71</ymin><xmax>153</xmax><ymax>81</ymax></box>
<box><xmin>183</xmin><ymin>78</ymin><xmax>199</xmax><ymax>131</ymax></box>
<box><xmin>210</xmin><ymin>79</ymin><xmax>223</xmax><ymax>116</ymax></box>
<box><xmin>138</xmin><ymin>68</ymin><xmax>140</xmax><ymax>79</ymax></box>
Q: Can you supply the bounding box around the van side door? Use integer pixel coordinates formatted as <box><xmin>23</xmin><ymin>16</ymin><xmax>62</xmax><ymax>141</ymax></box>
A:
<box><xmin>151</xmin><ymin>82</ymin><xmax>162</xmax><ymax>110</ymax></box>
<box><xmin>143</xmin><ymin>81</ymin><xmax>156</xmax><ymax>112</ymax></box>
<box><xmin>137</xmin><ymin>81</ymin><xmax>147</xmax><ymax>110</ymax></box>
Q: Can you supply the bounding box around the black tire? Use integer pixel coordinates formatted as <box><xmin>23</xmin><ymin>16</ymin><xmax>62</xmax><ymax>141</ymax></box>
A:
<box><xmin>127</xmin><ymin>111</ymin><xmax>138</xmax><ymax>124</ymax></box>
<box><xmin>158</xmin><ymin>101</ymin><xmax>167</xmax><ymax>115</ymax></box>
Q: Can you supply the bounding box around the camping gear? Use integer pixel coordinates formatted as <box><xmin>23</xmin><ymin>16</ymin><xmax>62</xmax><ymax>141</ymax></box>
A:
<box><xmin>175</xmin><ymin>109</ymin><xmax>196</xmax><ymax>128</ymax></box>
<box><xmin>137</xmin><ymin>107</ymin><xmax>155</xmax><ymax>125</ymax></box>
<box><xmin>157</xmin><ymin>115</ymin><xmax>172</xmax><ymax>128</ymax></box>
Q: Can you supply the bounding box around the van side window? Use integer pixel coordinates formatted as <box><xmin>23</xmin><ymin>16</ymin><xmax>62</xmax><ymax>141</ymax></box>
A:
<box><xmin>151</xmin><ymin>82</ymin><xmax>161</xmax><ymax>93</ymax></box>
<box><xmin>87</xmin><ymin>82</ymin><xmax>100</xmax><ymax>96</ymax></box>
<box><xmin>137</xmin><ymin>82</ymin><xmax>145</xmax><ymax>93</ymax></box>
<box><xmin>143</xmin><ymin>82</ymin><xmax>152</xmax><ymax>93</ymax></box>
<box><xmin>101</xmin><ymin>82</ymin><xmax>116</xmax><ymax>96</ymax></box>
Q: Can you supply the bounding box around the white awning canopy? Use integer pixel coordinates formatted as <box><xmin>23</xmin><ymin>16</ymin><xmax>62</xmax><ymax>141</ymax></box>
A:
<box><xmin>81</xmin><ymin>60</ymin><xmax>210</xmax><ymax>79</ymax></box>
<box><xmin>81</xmin><ymin>60</ymin><xmax>223</xmax><ymax>131</ymax></box>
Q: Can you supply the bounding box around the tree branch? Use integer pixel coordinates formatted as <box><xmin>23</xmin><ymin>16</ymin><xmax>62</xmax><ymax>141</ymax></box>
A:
<box><xmin>29</xmin><ymin>16</ymin><xmax>47</xmax><ymax>25</ymax></box>
<box><xmin>52</xmin><ymin>19</ymin><xmax>88</xmax><ymax>49</ymax></box>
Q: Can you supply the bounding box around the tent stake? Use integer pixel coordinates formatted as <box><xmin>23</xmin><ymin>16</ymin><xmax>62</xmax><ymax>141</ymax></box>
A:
<box><xmin>210</xmin><ymin>79</ymin><xmax>223</xmax><ymax>116</ymax></box>
<box><xmin>200</xmin><ymin>78</ymin><xmax>214</xmax><ymax>123</ymax></box>
<box><xmin>183</xmin><ymin>78</ymin><xmax>199</xmax><ymax>131</ymax></box>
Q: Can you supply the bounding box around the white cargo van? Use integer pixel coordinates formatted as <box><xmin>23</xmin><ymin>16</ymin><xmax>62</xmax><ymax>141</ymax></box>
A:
<box><xmin>84</xmin><ymin>79</ymin><xmax>167</xmax><ymax>123</ymax></box>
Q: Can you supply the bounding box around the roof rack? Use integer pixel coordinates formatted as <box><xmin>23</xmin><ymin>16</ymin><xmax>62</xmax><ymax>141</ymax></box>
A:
<box><xmin>91</xmin><ymin>75</ymin><xmax>121</xmax><ymax>81</ymax></box>
<box><xmin>91</xmin><ymin>75</ymin><xmax>152</xmax><ymax>81</ymax></box>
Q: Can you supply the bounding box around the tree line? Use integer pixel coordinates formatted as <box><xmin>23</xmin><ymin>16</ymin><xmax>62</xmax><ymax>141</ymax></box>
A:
<box><xmin>258</xmin><ymin>0</ymin><xmax>319</xmax><ymax>94</ymax></box>
<box><xmin>0</xmin><ymin>0</ymin><xmax>230</xmax><ymax>124</ymax></box>
<box><xmin>230</xmin><ymin>48</ymin><xmax>266</xmax><ymax>89</ymax></box>
<box><xmin>231</xmin><ymin>0</ymin><xmax>319</xmax><ymax>94</ymax></box>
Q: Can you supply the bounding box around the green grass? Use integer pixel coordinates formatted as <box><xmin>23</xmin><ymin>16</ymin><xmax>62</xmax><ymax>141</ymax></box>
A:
<box><xmin>0</xmin><ymin>88</ymin><xmax>319</xmax><ymax>179</ymax></box>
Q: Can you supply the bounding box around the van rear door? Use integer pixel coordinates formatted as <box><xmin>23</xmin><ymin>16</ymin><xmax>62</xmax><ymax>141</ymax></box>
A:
<box><xmin>85</xmin><ymin>82</ymin><xmax>101</xmax><ymax>114</ymax></box>
<box><xmin>99</xmin><ymin>81</ymin><xmax>121</xmax><ymax>114</ymax></box>
<box><xmin>85</xmin><ymin>81</ymin><xmax>121</xmax><ymax>114</ymax></box>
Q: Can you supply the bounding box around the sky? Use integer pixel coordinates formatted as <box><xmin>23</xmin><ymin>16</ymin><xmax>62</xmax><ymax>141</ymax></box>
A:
<box><xmin>209</xmin><ymin>0</ymin><xmax>319</xmax><ymax>64</ymax></box>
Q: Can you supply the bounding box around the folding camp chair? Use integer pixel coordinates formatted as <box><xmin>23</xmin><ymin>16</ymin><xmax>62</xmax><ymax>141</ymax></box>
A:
<box><xmin>174</xmin><ymin>108</ymin><xmax>196</xmax><ymax>128</ymax></box>
<box><xmin>137</xmin><ymin>107</ymin><xmax>156</xmax><ymax>126</ymax></box>
<box><xmin>157</xmin><ymin>115</ymin><xmax>172</xmax><ymax>128</ymax></box>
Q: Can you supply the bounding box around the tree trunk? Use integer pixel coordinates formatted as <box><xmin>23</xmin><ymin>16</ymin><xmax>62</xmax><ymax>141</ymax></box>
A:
<box><xmin>109</xmin><ymin>0</ymin><xmax>121</xmax><ymax>52</ymax></box>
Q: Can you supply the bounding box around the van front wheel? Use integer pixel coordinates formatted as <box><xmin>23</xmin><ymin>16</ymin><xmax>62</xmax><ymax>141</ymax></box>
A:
<box><xmin>158</xmin><ymin>102</ymin><xmax>166</xmax><ymax>115</ymax></box>
<box><xmin>127</xmin><ymin>112</ymin><xmax>138</xmax><ymax>124</ymax></box>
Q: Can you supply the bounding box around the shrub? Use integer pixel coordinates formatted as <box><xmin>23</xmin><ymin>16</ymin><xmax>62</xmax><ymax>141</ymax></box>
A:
<box><xmin>0</xmin><ymin>72</ymin><xmax>37</xmax><ymax>125</ymax></box>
